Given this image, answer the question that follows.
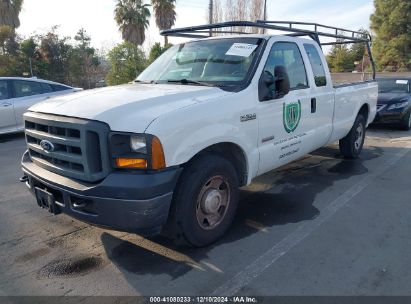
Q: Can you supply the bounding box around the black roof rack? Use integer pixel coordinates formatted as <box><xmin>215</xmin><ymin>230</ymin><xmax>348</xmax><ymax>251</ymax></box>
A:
<box><xmin>161</xmin><ymin>20</ymin><xmax>375</xmax><ymax>79</ymax></box>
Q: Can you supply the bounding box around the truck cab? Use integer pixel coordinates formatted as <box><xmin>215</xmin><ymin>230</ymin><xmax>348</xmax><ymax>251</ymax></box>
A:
<box><xmin>21</xmin><ymin>21</ymin><xmax>378</xmax><ymax>247</ymax></box>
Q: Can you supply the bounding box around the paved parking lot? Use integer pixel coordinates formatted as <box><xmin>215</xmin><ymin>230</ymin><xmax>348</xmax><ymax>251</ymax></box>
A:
<box><xmin>0</xmin><ymin>127</ymin><xmax>410</xmax><ymax>296</ymax></box>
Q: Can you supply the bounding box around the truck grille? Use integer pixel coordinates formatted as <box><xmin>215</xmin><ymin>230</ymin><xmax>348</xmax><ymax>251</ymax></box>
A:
<box><xmin>24</xmin><ymin>112</ymin><xmax>110</xmax><ymax>183</ymax></box>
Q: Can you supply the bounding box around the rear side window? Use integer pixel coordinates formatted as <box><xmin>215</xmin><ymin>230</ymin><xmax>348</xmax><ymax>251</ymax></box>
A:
<box><xmin>12</xmin><ymin>80</ymin><xmax>42</xmax><ymax>98</ymax></box>
<box><xmin>51</xmin><ymin>84</ymin><xmax>70</xmax><ymax>91</ymax></box>
<box><xmin>0</xmin><ymin>81</ymin><xmax>10</xmax><ymax>100</ymax></box>
<box><xmin>41</xmin><ymin>83</ymin><xmax>53</xmax><ymax>93</ymax></box>
<box><xmin>304</xmin><ymin>44</ymin><xmax>327</xmax><ymax>87</ymax></box>
<box><xmin>263</xmin><ymin>42</ymin><xmax>309</xmax><ymax>90</ymax></box>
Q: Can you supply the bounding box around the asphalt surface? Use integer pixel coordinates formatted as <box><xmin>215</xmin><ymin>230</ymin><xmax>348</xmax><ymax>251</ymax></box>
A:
<box><xmin>0</xmin><ymin>126</ymin><xmax>410</xmax><ymax>296</ymax></box>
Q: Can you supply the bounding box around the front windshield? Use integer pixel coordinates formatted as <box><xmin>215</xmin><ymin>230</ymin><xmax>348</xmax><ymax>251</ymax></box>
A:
<box><xmin>377</xmin><ymin>79</ymin><xmax>410</xmax><ymax>93</ymax></box>
<box><xmin>137</xmin><ymin>38</ymin><xmax>264</xmax><ymax>87</ymax></box>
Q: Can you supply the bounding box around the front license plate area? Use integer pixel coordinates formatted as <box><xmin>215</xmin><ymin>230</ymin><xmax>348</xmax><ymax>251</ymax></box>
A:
<box><xmin>35</xmin><ymin>187</ymin><xmax>60</xmax><ymax>215</ymax></box>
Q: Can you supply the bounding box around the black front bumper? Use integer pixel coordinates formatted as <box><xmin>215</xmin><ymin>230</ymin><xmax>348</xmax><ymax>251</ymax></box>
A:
<box><xmin>373</xmin><ymin>107</ymin><xmax>410</xmax><ymax>124</ymax></box>
<box><xmin>21</xmin><ymin>151</ymin><xmax>182</xmax><ymax>235</ymax></box>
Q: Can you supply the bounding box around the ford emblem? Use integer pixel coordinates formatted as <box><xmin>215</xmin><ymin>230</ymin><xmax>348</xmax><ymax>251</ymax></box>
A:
<box><xmin>40</xmin><ymin>140</ymin><xmax>55</xmax><ymax>153</ymax></box>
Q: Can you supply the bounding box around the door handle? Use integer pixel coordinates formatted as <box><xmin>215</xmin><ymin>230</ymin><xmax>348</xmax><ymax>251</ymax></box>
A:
<box><xmin>1</xmin><ymin>102</ymin><xmax>12</xmax><ymax>107</ymax></box>
<box><xmin>311</xmin><ymin>98</ymin><xmax>317</xmax><ymax>113</ymax></box>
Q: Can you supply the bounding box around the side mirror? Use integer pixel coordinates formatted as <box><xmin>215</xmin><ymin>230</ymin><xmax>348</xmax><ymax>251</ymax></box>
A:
<box><xmin>274</xmin><ymin>65</ymin><xmax>290</xmax><ymax>98</ymax></box>
<box><xmin>258</xmin><ymin>71</ymin><xmax>275</xmax><ymax>101</ymax></box>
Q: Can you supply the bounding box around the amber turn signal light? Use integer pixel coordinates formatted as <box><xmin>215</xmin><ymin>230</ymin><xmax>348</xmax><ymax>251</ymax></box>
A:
<box><xmin>115</xmin><ymin>158</ymin><xmax>147</xmax><ymax>169</ymax></box>
<box><xmin>151</xmin><ymin>136</ymin><xmax>166</xmax><ymax>170</ymax></box>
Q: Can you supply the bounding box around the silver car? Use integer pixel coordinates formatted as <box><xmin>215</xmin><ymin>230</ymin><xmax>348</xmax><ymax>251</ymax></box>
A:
<box><xmin>0</xmin><ymin>77</ymin><xmax>82</xmax><ymax>135</ymax></box>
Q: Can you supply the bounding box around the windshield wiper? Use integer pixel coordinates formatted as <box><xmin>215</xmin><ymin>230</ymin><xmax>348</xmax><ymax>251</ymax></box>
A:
<box><xmin>134</xmin><ymin>80</ymin><xmax>156</xmax><ymax>84</ymax></box>
<box><xmin>165</xmin><ymin>79</ymin><xmax>216</xmax><ymax>87</ymax></box>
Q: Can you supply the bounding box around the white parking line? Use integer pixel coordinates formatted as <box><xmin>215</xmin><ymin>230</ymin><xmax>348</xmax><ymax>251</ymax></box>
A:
<box><xmin>212</xmin><ymin>144</ymin><xmax>411</xmax><ymax>296</ymax></box>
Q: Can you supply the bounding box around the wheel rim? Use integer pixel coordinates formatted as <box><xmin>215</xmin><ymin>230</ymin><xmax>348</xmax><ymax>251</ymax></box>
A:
<box><xmin>354</xmin><ymin>123</ymin><xmax>364</xmax><ymax>150</ymax></box>
<box><xmin>196</xmin><ymin>175</ymin><xmax>230</xmax><ymax>230</ymax></box>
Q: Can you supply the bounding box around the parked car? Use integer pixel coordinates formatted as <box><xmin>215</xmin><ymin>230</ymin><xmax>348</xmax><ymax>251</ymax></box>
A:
<box><xmin>0</xmin><ymin>77</ymin><xmax>82</xmax><ymax>135</ymax></box>
<box><xmin>373</xmin><ymin>78</ymin><xmax>411</xmax><ymax>130</ymax></box>
<box><xmin>20</xmin><ymin>21</ymin><xmax>377</xmax><ymax>247</ymax></box>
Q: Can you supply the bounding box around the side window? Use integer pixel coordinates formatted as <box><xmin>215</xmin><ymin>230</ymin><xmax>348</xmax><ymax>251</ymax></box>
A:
<box><xmin>304</xmin><ymin>44</ymin><xmax>327</xmax><ymax>87</ymax></box>
<box><xmin>52</xmin><ymin>84</ymin><xmax>70</xmax><ymax>92</ymax></box>
<box><xmin>41</xmin><ymin>83</ymin><xmax>53</xmax><ymax>93</ymax></box>
<box><xmin>263</xmin><ymin>42</ymin><xmax>308</xmax><ymax>91</ymax></box>
<box><xmin>13</xmin><ymin>80</ymin><xmax>42</xmax><ymax>98</ymax></box>
<box><xmin>0</xmin><ymin>81</ymin><xmax>10</xmax><ymax>100</ymax></box>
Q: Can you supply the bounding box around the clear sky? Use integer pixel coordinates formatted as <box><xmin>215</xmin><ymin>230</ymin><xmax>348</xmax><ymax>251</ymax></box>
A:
<box><xmin>17</xmin><ymin>0</ymin><xmax>375</xmax><ymax>52</ymax></box>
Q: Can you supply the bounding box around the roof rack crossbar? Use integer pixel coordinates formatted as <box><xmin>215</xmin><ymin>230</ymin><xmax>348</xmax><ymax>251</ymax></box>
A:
<box><xmin>160</xmin><ymin>20</ymin><xmax>375</xmax><ymax>79</ymax></box>
<box><xmin>161</xmin><ymin>20</ymin><xmax>371</xmax><ymax>43</ymax></box>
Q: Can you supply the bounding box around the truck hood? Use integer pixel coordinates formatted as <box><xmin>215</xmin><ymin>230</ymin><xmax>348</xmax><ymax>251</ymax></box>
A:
<box><xmin>29</xmin><ymin>83</ymin><xmax>230</xmax><ymax>133</ymax></box>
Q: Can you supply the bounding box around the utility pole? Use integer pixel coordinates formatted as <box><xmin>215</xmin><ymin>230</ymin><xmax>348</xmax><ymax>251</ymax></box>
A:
<box><xmin>263</xmin><ymin>0</ymin><xmax>267</xmax><ymax>34</ymax></box>
<box><xmin>209</xmin><ymin>0</ymin><xmax>213</xmax><ymax>36</ymax></box>
<box><xmin>29</xmin><ymin>58</ymin><xmax>33</xmax><ymax>77</ymax></box>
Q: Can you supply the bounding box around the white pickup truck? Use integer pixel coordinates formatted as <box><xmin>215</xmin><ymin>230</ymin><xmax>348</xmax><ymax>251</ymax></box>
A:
<box><xmin>21</xmin><ymin>21</ymin><xmax>378</xmax><ymax>247</ymax></box>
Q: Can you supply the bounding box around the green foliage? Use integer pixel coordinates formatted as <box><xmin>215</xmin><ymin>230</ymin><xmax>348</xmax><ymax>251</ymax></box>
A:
<box><xmin>370</xmin><ymin>0</ymin><xmax>411</xmax><ymax>71</ymax></box>
<box><xmin>106</xmin><ymin>41</ymin><xmax>147</xmax><ymax>85</ymax></box>
<box><xmin>327</xmin><ymin>45</ymin><xmax>355</xmax><ymax>73</ymax></box>
<box><xmin>115</xmin><ymin>0</ymin><xmax>151</xmax><ymax>46</ymax></box>
<box><xmin>148</xmin><ymin>42</ymin><xmax>171</xmax><ymax>63</ymax></box>
<box><xmin>68</xmin><ymin>28</ymin><xmax>100</xmax><ymax>88</ymax></box>
<box><xmin>0</xmin><ymin>0</ymin><xmax>24</xmax><ymax>29</ymax></box>
<box><xmin>151</xmin><ymin>0</ymin><xmax>176</xmax><ymax>45</ymax></box>
<box><xmin>326</xmin><ymin>30</ymin><xmax>369</xmax><ymax>73</ymax></box>
<box><xmin>0</xmin><ymin>26</ymin><xmax>106</xmax><ymax>88</ymax></box>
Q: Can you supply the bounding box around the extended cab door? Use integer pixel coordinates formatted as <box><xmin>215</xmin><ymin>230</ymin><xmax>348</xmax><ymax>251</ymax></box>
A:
<box><xmin>302</xmin><ymin>43</ymin><xmax>334</xmax><ymax>148</ymax></box>
<box><xmin>0</xmin><ymin>80</ymin><xmax>17</xmax><ymax>133</ymax></box>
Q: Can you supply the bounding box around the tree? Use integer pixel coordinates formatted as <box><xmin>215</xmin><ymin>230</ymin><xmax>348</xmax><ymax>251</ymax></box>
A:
<box><xmin>0</xmin><ymin>24</ymin><xmax>12</xmax><ymax>53</ymax></box>
<box><xmin>148</xmin><ymin>41</ymin><xmax>171</xmax><ymax>63</ymax></box>
<box><xmin>38</xmin><ymin>27</ymin><xmax>72</xmax><ymax>83</ymax></box>
<box><xmin>370</xmin><ymin>0</ymin><xmax>411</xmax><ymax>71</ymax></box>
<box><xmin>106</xmin><ymin>41</ymin><xmax>147</xmax><ymax>85</ymax></box>
<box><xmin>211</xmin><ymin>0</ymin><xmax>265</xmax><ymax>34</ymax></box>
<box><xmin>151</xmin><ymin>0</ymin><xmax>176</xmax><ymax>45</ymax></box>
<box><xmin>115</xmin><ymin>0</ymin><xmax>151</xmax><ymax>46</ymax></box>
<box><xmin>327</xmin><ymin>44</ymin><xmax>355</xmax><ymax>73</ymax></box>
<box><xmin>69</xmin><ymin>28</ymin><xmax>100</xmax><ymax>88</ymax></box>
<box><xmin>0</xmin><ymin>0</ymin><xmax>23</xmax><ymax>28</ymax></box>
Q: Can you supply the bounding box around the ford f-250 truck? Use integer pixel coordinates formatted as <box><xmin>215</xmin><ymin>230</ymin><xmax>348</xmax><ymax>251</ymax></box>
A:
<box><xmin>20</xmin><ymin>21</ymin><xmax>378</xmax><ymax>247</ymax></box>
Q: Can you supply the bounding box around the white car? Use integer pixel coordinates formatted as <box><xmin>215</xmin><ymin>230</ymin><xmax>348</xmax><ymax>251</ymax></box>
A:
<box><xmin>0</xmin><ymin>77</ymin><xmax>81</xmax><ymax>135</ymax></box>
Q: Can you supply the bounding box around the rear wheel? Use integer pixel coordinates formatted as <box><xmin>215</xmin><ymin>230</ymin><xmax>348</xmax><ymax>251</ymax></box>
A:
<box><xmin>400</xmin><ymin>111</ymin><xmax>411</xmax><ymax>131</ymax></box>
<box><xmin>168</xmin><ymin>155</ymin><xmax>239</xmax><ymax>247</ymax></box>
<box><xmin>339</xmin><ymin>114</ymin><xmax>366</xmax><ymax>159</ymax></box>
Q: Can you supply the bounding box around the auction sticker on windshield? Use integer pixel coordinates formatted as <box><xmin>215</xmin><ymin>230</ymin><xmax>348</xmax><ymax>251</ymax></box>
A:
<box><xmin>396</xmin><ymin>80</ymin><xmax>409</xmax><ymax>85</ymax></box>
<box><xmin>225</xmin><ymin>43</ymin><xmax>258</xmax><ymax>57</ymax></box>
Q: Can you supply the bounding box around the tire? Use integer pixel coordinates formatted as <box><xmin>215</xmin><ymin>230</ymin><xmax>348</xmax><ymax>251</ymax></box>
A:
<box><xmin>339</xmin><ymin>114</ymin><xmax>366</xmax><ymax>159</ymax></box>
<box><xmin>167</xmin><ymin>155</ymin><xmax>239</xmax><ymax>247</ymax></box>
<box><xmin>400</xmin><ymin>111</ymin><xmax>411</xmax><ymax>131</ymax></box>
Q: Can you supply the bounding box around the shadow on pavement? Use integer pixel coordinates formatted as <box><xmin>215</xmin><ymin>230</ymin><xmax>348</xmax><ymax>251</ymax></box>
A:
<box><xmin>100</xmin><ymin>145</ymin><xmax>384</xmax><ymax>291</ymax></box>
<box><xmin>0</xmin><ymin>132</ymin><xmax>25</xmax><ymax>143</ymax></box>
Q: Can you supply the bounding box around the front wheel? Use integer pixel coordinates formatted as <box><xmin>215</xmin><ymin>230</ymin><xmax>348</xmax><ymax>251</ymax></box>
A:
<box><xmin>339</xmin><ymin>114</ymin><xmax>366</xmax><ymax>159</ymax></box>
<box><xmin>168</xmin><ymin>155</ymin><xmax>239</xmax><ymax>247</ymax></box>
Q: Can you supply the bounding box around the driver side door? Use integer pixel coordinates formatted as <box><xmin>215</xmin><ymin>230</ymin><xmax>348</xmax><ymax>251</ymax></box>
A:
<box><xmin>0</xmin><ymin>80</ymin><xmax>17</xmax><ymax>134</ymax></box>
<box><xmin>256</xmin><ymin>40</ymin><xmax>314</xmax><ymax>175</ymax></box>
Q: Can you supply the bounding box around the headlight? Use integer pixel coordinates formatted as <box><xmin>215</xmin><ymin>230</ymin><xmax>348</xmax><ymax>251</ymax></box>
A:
<box><xmin>110</xmin><ymin>133</ymin><xmax>165</xmax><ymax>170</ymax></box>
<box><xmin>387</xmin><ymin>101</ymin><xmax>409</xmax><ymax>110</ymax></box>
<box><xmin>130</xmin><ymin>135</ymin><xmax>147</xmax><ymax>153</ymax></box>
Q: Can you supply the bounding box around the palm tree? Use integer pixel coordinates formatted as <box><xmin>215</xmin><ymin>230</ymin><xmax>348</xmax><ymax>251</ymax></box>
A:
<box><xmin>0</xmin><ymin>0</ymin><xmax>24</xmax><ymax>28</ymax></box>
<box><xmin>115</xmin><ymin>0</ymin><xmax>151</xmax><ymax>46</ymax></box>
<box><xmin>151</xmin><ymin>0</ymin><xmax>176</xmax><ymax>45</ymax></box>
